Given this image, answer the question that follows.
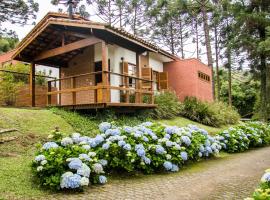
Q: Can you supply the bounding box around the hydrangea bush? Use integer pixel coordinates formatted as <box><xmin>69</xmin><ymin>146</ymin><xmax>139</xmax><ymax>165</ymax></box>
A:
<box><xmin>32</xmin><ymin>122</ymin><xmax>221</xmax><ymax>190</ymax></box>
<box><xmin>245</xmin><ymin>168</ymin><xmax>270</xmax><ymax>200</ymax></box>
<box><xmin>217</xmin><ymin>122</ymin><xmax>270</xmax><ymax>153</ymax></box>
<box><xmin>32</xmin><ymin>121</ymin><xmax>269</xmax><ymax>191</ymax></box>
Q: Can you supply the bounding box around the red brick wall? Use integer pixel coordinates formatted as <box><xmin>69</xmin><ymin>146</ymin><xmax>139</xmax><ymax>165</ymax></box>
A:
<box><xmin>164</xmin><ymin>58</ymin><xmax>213</xmax><ymax>102</ymax></box>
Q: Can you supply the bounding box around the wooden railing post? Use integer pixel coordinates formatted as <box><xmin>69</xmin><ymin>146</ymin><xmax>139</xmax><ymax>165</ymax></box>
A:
<box><xmin>47</xmin><ymin>81</ymin><xmax>52</xmax><ymax>106</ymax></box>
<box><xmin>71</xmin><ymin>77</ymin><xmax>76</xmax><ymax>105</ymax></box>
<box><xmin>135</xmin><ymin>53</ymin><xmax>142</xmax><ymax>103</ymax></box>
<box><xmin>30</xmin><ymin>62</ymin><xmax>36</xmax><ymax>107</ymax></box>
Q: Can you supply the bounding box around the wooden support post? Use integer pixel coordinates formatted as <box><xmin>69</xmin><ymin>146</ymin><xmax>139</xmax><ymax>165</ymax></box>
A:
<box><xmin>47</xmin><ymin>81</ymin><xmax>52</xmax><ymax>106</ymax></box>
<box><xmin>71</xmin><ymin>77</ymin><xmax>76</xmax><ymax>105</ymax></box>
<box><xmin>101</xmin><ymin>41</ymin><xmax>110</xmax><ymax>103</ymax></box>
<box><xmin>30</xmin><ymin>62</ymin><xmax>35</xmax><ymax>107</ymax></box>
<box><xmin>136</xmin><ymin>53</ymin><xmax>142</xmax><ymax>103</ymax></box>
<box><xmin>59</xmin><ymin>68</ymin><xmax>62</xmax><ymax>106</ymax></box>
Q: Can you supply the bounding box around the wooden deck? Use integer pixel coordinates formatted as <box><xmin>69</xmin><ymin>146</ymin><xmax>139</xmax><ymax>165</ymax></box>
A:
<box><xmin>55</xmin><ymin>102</ymin><xmax>157</xmax><ymax>110</ymax></box>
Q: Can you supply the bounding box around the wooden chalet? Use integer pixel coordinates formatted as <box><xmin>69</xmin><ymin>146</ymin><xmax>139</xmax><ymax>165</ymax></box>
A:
<box><xmin>11</xmin><ymin>12</ymin><xmax>178</xmax><ymax>109</ymax></box>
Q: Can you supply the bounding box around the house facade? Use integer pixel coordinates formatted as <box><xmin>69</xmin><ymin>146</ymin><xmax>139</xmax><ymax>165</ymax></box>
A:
<box><xmin>0</xmin><ymin>12</ymin><xmax>213</xmax><ymax>109</ymax></box>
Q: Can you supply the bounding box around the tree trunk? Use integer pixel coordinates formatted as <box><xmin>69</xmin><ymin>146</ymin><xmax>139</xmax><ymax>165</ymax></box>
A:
<box><xmin>214</xmin><ymin>25</ymin><xmax>220</xmax><ymax>101</ymax></box>
<box><xmin>133</xmin><ymin>6</ymin><xmax>137</xmax><ymax>35</ymax></box>
<box><xmin>170</xmin><ymin>21</ymin><xmax>175</xmax><ymax>55</ymax></box>
<box><xmin>108</xmin><ymin>0</ymin><xmax>111</xmax><ymax>25</ymax></box>
<box><xmin>195</xmin><ymin>17</ymin><xmax>199</xmax><ymax>59</ymax></box>
<box><xmin>179</xmin><ymin>19</ymin><xmax>184</xmax><ymax>59</ymax></box>
<box><xmin>201</xmin><ymin>3</ymin><xmax>215</xmax><ymax>100</ymax></box>
<box><xmin>227</xmin><ymin>47</ymin><xmax>232</xmax><ymax>107</ymax></box>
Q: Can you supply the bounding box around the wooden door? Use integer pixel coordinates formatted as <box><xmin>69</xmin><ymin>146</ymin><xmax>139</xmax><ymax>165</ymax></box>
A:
<box><xmin>159</xmin><ymin>72</ymin><xmax>168</xmax><ymax>90</ymax></box>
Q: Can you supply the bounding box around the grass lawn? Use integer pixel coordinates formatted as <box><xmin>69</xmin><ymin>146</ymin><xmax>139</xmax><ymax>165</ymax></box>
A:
<box><xmin>0</xmin><ymin>107</ymin><xmax>74</xmax><ymax>199</ymax></box>
<box><xmin>0</xmin><ymin>107</ymin><xmax>237</xmax><ymax>199</ymax></box>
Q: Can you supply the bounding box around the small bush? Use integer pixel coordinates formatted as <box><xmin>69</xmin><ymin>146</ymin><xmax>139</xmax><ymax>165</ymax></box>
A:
<box><xmin>246</xmin><ymin>168</ymin><xmax>270</xmax><ymax>200</ymax></box>
<box><xmin>179</xmin><ymin>97</ymin><xmax>240</xmax><ymax>127</ymax></box>
<box><xmin>216</xmin><ymin>121</ymin><xmax>270</xmax><ymax>153</ymax></box>
<box><xmin>150</xmin><ymin>91</ymin><xmax>181</xmax><ymax>119</ymax></box>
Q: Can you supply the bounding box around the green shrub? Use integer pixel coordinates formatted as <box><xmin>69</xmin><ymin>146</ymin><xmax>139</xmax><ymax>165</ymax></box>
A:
<box><xmin>179</xmin><ymin>97</ymin><xmax>240</xmax><ymax>127</ymax></box>
<box><xmin>216</xmin><ymin>121</ymin><xmax>270</xmax><ymax>153</ymax></box>
<box><xmin>150</xmin><ymin>91</ymin><xmax>181</xmax><ymax>119</ymax></box>
<box><xmin>209</xmin><ymin>101</ymin><xmax>240</xmax><ymax>125</ymax></box>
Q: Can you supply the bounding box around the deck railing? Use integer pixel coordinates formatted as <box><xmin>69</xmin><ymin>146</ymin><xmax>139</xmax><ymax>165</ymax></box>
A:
<box><xmin>47</xmin><ymin>71</ymin><xmax>155</xmax><ymax>107</ymax></box>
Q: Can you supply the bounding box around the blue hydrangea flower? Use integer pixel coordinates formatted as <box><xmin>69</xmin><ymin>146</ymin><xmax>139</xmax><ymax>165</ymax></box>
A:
<box><xmin>79</xmin><ymin>154</ymin><xmax>91</xmax><ymax>161</ymax></box>
<box><xmin>141</xmin><ymin>122</ymin><xmax>153</xmax><ymax>127</ymax></box>
<box><xmin>136</xmin><ymin>148</ymin><xmax>146</xmax><ymax>157</ymax></box>
<box><xmin>99</xmin><ymin>175</ymin><xmax>107</xmax><ymax>184</ymax></box>
<box><xmin>143</xmin><ymin>136</ymin><xmax>149</xmax><ymax>142</ymax></box>
<box><xmin>261</xmin><ymin>172</ymin><xmax>270</xmax><ymax>182</ymax></box>
<box><xmin>135</xmin><ymin>144</ymin><xmax>144</xmax><ymax>151</ymax></box>
<box><xmin>165</xmin><ymin>141</ymin><xmax>173</xmax><ymax>147</ymax></box>
<box><xmin>80</xmin><ymin>177</ymin><xmax>89</xmax><ymax>186</ymax></box>
<box><xmin>180</xmin><ymin>151</ymin><xmax>188</xmax><ymax>161</ymax></box>
<box><xmin>174</xmin><ymin>144</ymin><xmax>181</xmax><ymax>150</ymax></box>
<box><xmin>124</xmin><ymin>126</ymin><xmax>133</xmax><ymax>133</ymax></box>
<box><xmin>156</xmin><ymin>145</ymin><xmax>165</xmax><ymax>154</ymax></box>
<box><xmin>163</xmin><ymin>161</ymin><xmax>173</xmax><ymax>171</ymax></box>
<box><xmin>198</xmin><ymin>152</ymin><xmax>202</xmax><ymax>157</ymax></box>
<box><xmin>118</xmin><ymin>140</ymin><xmax>126</xmax><ymax>147</ymax></box>
<box><xmin>142</xmin><ymin>156</ymin><xmax>151</xmax><ymax>165</ymax></box>
<box><xmin>99</xmin><ymin>159</ymin><xmax>108</xmax><ymax>166</ymax></box>
<box><xmin>181</xmin><ymin>136</ymin><xmax>191</xmax><ymax>146</ymax></box>
<box><xmin>71</xmin><ymin>133</ymin><xmax>81</xmax><ymax>143</ymax></box>
<box><xmin>68</xmin><ymin>158</ymin><xmax>83</xmax><ymax>170</ymax></box>
<box><xmin>43</xmin><ymin>142</ymin><xmax>59</xmax><ymax>150</ymax></box>
<box><xmin>165</xmin><ymin>126</ymin><xmax>176</xmax><ymax>135</ymax></box>
<box><xmin>93</xmin><ymin>163</ymin><xmax>104</xmax><ymax>174</ymax></box>
<box><xmin>164</xmin><ymin>134</ymin><xmax>171</xmax><ymax>139</ymax></box>
<box><xmin>123</xmin><ymin>143</ymin><xmax>131</xmax><ymax>151</ymax></box>
<box><xmin>35</xmin><ymin>155</ymin><xmax>45</xmax><ymax>162</ymax></box>
<box><xmin>199</xmin><ymin>145</ymin><xmax>205</xmax><ymax>152</ymax></box>
<box><xmin>171</xmin><ymin>164</ymin><xmax>179</xmax><ymax>172</ymax></box>
<box><xmin>94</xmin><ymin>135</ymin><xmax>104</xmax><ymax>145</ymax></box>
<box><xmin>61</xmin><ymin>137</ymin><xmax>73</xmax><ymax>146</ymax></box>
<box><xmin>82</xmin><ymin>144</ymin><xmax>91</xmax><ymax>150</ymax></box>
<box><xmin>77</xmin><ymin>163</ymin><xmax>91</xmax><ymax>177</ymax></box>
<box><xmin>206</xmin><ymin>146</ymin><xmax>213</xmax><ymax>154</ymax></box>
<box><xmin>99</xmin><ymin>122</ymin><xmax>111</xmax><ymax>133</ymax></box>
<box><xmin>102</xmin><ymin>143</ymin><xmax>110</xmax><ymax>150</ymax></box>
<box><xmin>60</xmin><ymin>172</ymin><xmax>81</xmax><ymax>189</ymax></box>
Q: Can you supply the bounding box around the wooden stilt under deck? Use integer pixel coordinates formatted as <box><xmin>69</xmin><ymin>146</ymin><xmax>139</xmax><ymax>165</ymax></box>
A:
<box><xmin>30</xmin><ymin>62</ymin><xmax>35</xmax><ymax>107</ymax></box>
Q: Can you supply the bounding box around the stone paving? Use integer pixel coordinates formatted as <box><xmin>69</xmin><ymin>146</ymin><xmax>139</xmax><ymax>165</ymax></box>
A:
<box><xmin>11</xmin><ymin>147</ymin><xmax>270</xmax><ymax>200</ymax></box>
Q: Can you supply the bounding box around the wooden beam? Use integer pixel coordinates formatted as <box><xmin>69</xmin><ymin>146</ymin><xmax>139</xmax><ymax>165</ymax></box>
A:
<box><xmin>34</xmin><ymin>36</ymin><xmax>102</xmax><ymax>61</ymax></box>
<box><xmin>30</xmin><ymin>62</ymin><xmax>35</xmax><ymax>107</ymax></box>
<box><xmin>63</xmin><ymin>31</ymin><xmax>91</xmax><ymax>39</ymax></box>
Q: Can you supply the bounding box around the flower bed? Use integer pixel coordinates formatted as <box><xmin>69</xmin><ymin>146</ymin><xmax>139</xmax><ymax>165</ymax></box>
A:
<box><xmin>216</xmin><ymin>122</ymin><xmax>270</xmax><ymax>153</ymax></box>
<box><xmin>245</xmin><ymin>169</ymin><xmax>270</xmax><ymax>200</ymax></box>
<box><xmin>32</xmin><ymin>122</ymin><xmax>221</xmax><ymax>190</ymax></box>
<box><xmin>32</xmin><ymin>121</ymin><xmax>270</xmax><ymax>191</ymax></box>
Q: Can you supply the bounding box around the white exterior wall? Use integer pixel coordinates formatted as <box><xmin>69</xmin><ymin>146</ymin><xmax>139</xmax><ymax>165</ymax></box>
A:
<box><xmin>149</xmin><ymin>55</ymin><xmax>164</xmax><ymax>72</ymax></box>
<box><xmin>109</xmin><ymin>45</ymin><xmax>136</xmax><ymax>103</ymax></box>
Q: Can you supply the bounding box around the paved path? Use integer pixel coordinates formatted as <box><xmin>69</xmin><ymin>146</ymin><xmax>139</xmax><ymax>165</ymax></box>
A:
<box><xmin>42</xmin><ymin>146</ymin><xmax>270</xmax><ymax>200</ymax></box>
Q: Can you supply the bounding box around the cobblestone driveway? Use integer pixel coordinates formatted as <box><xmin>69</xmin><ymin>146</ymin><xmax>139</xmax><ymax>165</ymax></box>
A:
<box><xmin>10</xmin><ymin>147</ymin><xmax>270</xmax><ymax>200</ymax></box>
